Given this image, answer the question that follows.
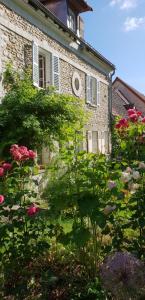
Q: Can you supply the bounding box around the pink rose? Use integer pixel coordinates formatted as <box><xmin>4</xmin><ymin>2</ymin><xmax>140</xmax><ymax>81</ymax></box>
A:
<box><xmin>12</xmin><ymin>150</ymin><xmax>22</xmax><ymax>161</ymax></box>
<box><xmin>2</xmin><ymin>163</ymin><xmax>12</xmax><ymax>171</ymax></box>
<box><xmin>0</xmin><ymin>167</ymin><xmax>4</xmax><ymax>177</ymax></box>
<box><xmin>19</xmin><ymin>146</ymin><xmax>29</xmax><ymax>160</ymax></box>
<box><xmin>27</xmin><ymin>204</ymin><xmax>39</xmax><ymax>216</ymax></box>
<box><xmin>29</xmin><ymin>150</ymin><xmax>36</xmax><ymax>159</ymax></box>
<box><xmin>10</xmin><ymin>144</ymin><xmax>19</xmax><ymax>153</ymax></box>
<box><xmin>129</xmin><ymin>113</ymin><xmax>138</xmax><ymax>122</ymax></box>
<box><xmin>142</xmin><ymin>117</ymin><xmax>145</xmax><ymax>123</ymax></box>
<box><xmin>128</xmin><ymin>109</ymin><xmax>136</xmax><ymax>116</ymax></box>
<box><xmin>0</xmin><ymin>195</ymin><xmax>4</xmax><ymax>204</ymax></box>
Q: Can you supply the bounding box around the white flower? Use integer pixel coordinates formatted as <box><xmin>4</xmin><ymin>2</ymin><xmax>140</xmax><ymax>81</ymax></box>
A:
<box><xmin>126</xmin><ymin>167</ymin><xmax>132</xmax><ymax>173</ymax></box>
<box><xmin>104</xmin><ymin>205</ymin><xmax>116</xmax><ymax>215</ymax></box>
<box><xmin>128</xmin><ymin>183</ymin><xmax>140</xmax><ymax>194</ymax></box>
<box><xmin>138</xmin><ymin>162</ymin><xmax>145</xmax><ymax>169</ymax></box>
<box><xmin>132</xmin><ymin>171</ymin><xmax>140</xmax><ymax>180</ymax></box>
<box><xmin>121</xmin><ymin>172</ymin><xmax>132</xmax><ymax>183</ymax></box>
<box><xmin>108</xmin><ymin>180</ymin><xmax>116</xmax><ymax>190</ymax></box>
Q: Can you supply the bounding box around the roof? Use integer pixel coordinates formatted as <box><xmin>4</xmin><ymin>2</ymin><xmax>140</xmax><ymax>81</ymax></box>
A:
<box><xmin>40</xmin><ymin>0</ymin><xmax>93</xmax><ymax>12</ymax></box>
<box><xmin>69</xmin><ymin>0</ymin><xmax>93</xmax><ymax>13</ymax></box>
<box><xmin>113</xmin><ymin>77</ymin><xmax>145</xmax><ymax>104</ymax></box>
<box><xmin>28</xmin><ymin>0</ymin><xmax>115</xmax><ymax>70</ymax></box>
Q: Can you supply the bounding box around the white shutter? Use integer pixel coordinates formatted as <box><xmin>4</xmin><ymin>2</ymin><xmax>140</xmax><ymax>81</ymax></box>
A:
<box><xmin>86</xmin><ymin>75</ymin><xmax>91</xmax><ymax>104</ymax></box>
<box><xmin>87</xmin><ymin>131</ymin><xmax>92</xmax><ymax>153</ymax></box>
<box><xmin>98</xmin><ymin>131</ymin><xmax>102</xmax><ymax>153</ymax></box>
<box><xmin>97</xmin><ymin>80</ymin><xmax>100</xmax><ymax>105</ymax></box>
<box><xmin>52</xmin><ymin>55</ymin><xmax>60</xmax><ymax>91</ymax></box>
<box><xmin>32</xmin><ymin>41</ymin><xmax>39</xmax><ymax>87</ymax></box>
<box><xmin>101</xmin><ymin>131</ymin><xmax>105</xmax><ymax>154</ymax></box>
<box><xmin>92</xmin><ymin>131</ymin><xmax>99</xmax><ymax>153</ymax></box>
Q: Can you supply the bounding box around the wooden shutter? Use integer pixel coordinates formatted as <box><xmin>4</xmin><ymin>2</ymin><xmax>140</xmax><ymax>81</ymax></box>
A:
<box><xmin>97</xmin><ymin>80</ymin><xmax>100</xmax><ymax>105</ymax></box>
<box><xmin>87</xmin><ymin>131</ymin><xmax>92</xmax><ymax>153</ymax></box>
<box><xmin>92</xmin><ymin>131</ymin><xmax>99</xmax><ymax>153</ymax></box>
<box><xmin>52</xmin><ymin>55</ymin><xmax>60</xmax><ymax>91</ymax></box>
<box><xmin>98</xmin><ymin>131</ymin><xmax>102</xmax><ymax>153</ymax></box>
<box><xmin>101</xmin><ymin>131</ymin><xmax>105</xmax><ymax>154</ymax></box>
<box><xmin>86</xmin><ymin>75</ymin><xmax>91</xmax><ymax>104</ymax></box>
<box><xmin>32</xmin><ymin>41</ymin><xmax>39</xmax><ymax>87</ymax></box>
<box><xmin>104</xmin><ymin>131</ymin><xmax>109</xmax><ymax>153</ymax></box>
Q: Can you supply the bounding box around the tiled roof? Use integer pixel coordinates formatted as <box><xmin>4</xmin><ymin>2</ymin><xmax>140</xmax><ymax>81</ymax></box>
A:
<box><xmin>113</xmin><ymin>77</ymin><xmax>145</xmax><ymax>104</ymax></box>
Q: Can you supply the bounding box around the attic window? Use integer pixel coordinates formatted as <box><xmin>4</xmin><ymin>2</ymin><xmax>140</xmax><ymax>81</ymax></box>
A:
<box><xmin>67</xmin><ymin>9</ymin><xmax>76</xmax><ymax>32</ymax></box>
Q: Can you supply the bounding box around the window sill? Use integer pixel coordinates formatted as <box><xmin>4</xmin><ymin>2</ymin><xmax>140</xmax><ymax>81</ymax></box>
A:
<box><xmin>86</xmin><ymin>102</ymin><xmax>100</xmax><ymax>108</ymax></box>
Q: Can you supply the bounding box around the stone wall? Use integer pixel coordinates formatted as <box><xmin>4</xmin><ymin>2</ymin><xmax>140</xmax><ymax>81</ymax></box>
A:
<box><xmin>0</xmin><ymin>2</ymin><xmax>110</xmax><ymax>155</ymax></box>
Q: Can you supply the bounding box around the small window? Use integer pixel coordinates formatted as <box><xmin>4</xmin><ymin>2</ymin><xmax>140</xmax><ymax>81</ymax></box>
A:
<box><xmin>67</xmin><ymin>9</ymin><xmax>76</xmax><ymax>32</ymax></box>
<box><xmin>86</xmin><ymin>75</ymin><xmax>100</xmax><ymax>106</ymax></box>
<box><xmin>39</xmin><ymin>54</ymin><xmax>46</xmax><ymax>88</ymax></box>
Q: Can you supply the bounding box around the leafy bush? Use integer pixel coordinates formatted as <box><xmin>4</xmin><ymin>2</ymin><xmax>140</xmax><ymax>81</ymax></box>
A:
<box><xmin>0</xmin><ymin>66</ymin><xmax>86</xmax><ymax>159</ymax></box>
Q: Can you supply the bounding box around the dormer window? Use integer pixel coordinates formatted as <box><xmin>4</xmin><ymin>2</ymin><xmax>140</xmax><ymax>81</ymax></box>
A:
<box><xmin>67</xmin><ymin>9</ymin><xmax>76</xmax><ymax>32</ymax></box>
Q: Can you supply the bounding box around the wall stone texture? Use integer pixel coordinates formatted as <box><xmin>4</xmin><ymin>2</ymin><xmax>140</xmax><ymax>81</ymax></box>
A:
<box><xmin>0</xmin><ymin>2</ymin><xmax>110</xmax><ymax>153</ymax></box>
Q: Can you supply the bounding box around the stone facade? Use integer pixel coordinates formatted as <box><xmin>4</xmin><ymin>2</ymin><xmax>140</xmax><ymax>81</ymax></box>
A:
<box><xmin>0</xmin><ymin>0</ymin><xmax>114</xmax><ymax>159</ymax></box>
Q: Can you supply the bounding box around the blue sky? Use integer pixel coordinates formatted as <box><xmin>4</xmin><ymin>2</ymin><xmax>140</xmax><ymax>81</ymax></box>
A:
<box><xmin>83</xmin><ymin>0</ymin><xmax>145</xmax><ymax>93</ymax></box>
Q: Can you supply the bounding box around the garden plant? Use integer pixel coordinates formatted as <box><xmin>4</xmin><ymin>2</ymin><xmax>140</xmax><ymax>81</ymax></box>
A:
<box><xmin>0</xmin><ymin>69</ymin><xmax>145</xmax><ymax>299</ymax></box>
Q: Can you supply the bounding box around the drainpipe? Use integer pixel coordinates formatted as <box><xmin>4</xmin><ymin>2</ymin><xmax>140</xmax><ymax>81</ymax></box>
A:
<box><xmin>108</xmin><ymin>69</ymin><xmax>115</xmax><ymax>153</ymax></box>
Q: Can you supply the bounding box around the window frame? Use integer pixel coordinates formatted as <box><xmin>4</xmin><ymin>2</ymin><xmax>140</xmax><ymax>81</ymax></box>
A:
<box><xmin>67</xmin><ymin>8</ymin><xmax>76</xmax><ymax>32</ymax></box>
<box><xmin>86</xmin><ymin>75</ymin><xmax>100</xmax><ymax>107</ymax></box>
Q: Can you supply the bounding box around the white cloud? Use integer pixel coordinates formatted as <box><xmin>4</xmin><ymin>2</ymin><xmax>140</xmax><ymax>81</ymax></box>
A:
<box><xmin>124</xmin><ymin>16</ymin><xmax>145</xmax><ymax>31</ymax></box>
<box><xmin>110</xmin><ymin>0</ymin><xmax>138</xmax><ymax>9</ymax></box>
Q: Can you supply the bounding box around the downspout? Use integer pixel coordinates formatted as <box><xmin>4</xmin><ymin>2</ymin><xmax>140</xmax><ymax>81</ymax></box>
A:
<box><xmin>108</xmin><ymin>69</ymin><xmax>115</xmax><ymax>154</ymax></box>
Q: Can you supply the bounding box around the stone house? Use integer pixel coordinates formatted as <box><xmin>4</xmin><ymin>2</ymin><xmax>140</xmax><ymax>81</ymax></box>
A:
<box><xmin>112</xmin><ymin>77</ymin><xmax>145</xmax><ymax>117</ymax></box>
<box><xmin>0</xmin><ymin>0</ymin><xmax>115</xmax><ymax>162</ymax></box>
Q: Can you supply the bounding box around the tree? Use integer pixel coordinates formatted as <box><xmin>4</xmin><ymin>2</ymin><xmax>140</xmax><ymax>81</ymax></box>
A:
<box><xmin>0</xmin><ymin>66</ymin><xmax>86</xmax><ymax>158</ymax></box>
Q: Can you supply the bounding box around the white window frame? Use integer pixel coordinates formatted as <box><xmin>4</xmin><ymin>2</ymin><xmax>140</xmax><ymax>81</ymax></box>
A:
<box><xmin>32</xmin><ymin>42</ymin><xmax>60</xmax><ymax>91</ymax></box>
<box><xmin>67</xmin><ymin>9</ymin><xmax>76</xmax><ymax>32</ymax></box>
<box><xmin>86</xmin><ymin>75</ymin><xmax>100</xmax><ymax>107</ymax></box>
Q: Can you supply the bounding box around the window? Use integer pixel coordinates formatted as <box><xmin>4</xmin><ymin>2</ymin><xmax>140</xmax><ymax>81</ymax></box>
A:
<box><xmin>32</xmin><ymin>42</ymin><xmax>60</xmax><ymax>91</ymax></box>
<box><xmin>72</xmin><ymin>72</ymin><xmax>82</xmax><ymax>97</ymax></box>
<box><xmin>39</xmin><ymin>54</ymin><xmax>46</xmax><ymax>88</ymax></box>
<box><xmin>86</xmin><ymin>131</ymin><xmax>99</xmax><ymax>153</ymax></box>
<box><xmin>67</xmin><ymin>9</ymin><xmax>76</xmax><ymax>32</ymax></box>
<box><xmin>86</xmin><ymin>75</ymin><xmax>100</xmax><ymax>106</ymax></box>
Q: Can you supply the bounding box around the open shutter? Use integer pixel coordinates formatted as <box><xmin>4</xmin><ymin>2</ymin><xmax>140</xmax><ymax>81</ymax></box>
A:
<box><xmin>52</xmin><ymin>55</ymin><xmax>60</xmax><ymax>91</ymax></box>
<box><xmin>87</xmin><ymin>131</ymin><xmax>92</xmax><ymax>153</ymax></box>
<box><xmin>32</xmin><ymin>41</ymin><xmax>39</xmax><ymax>87</ymax></box>
<box><xmin>97</xmin><ymin>80</ymin><xmax>100</xmax><ymax>105</ymax></box>
<box><xmin>86</xmin><ymin>75</ymin><xmax>91</xmax><ymax>104</ymax></box>
<box><xmin>101</xmin><ymin>131</ymin><xmax>105</xmax><ymax>154</ymax></box>
<box><xmin>98</xmin><ymin>131</ymin><xmax>102</xmax><ymax>153</ymax></box>
<box><xmin>92</xmin><ymin>131</ymin><xmax>99</xmax><ymax>153</ymax></box>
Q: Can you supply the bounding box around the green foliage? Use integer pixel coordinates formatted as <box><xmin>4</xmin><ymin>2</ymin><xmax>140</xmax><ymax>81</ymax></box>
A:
<box><xmin>0</xmin><ymin>66</ymin><xmax>86</xmax><ymax>159</ymax></box>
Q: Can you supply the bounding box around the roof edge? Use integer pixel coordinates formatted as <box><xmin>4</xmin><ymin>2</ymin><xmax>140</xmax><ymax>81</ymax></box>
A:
<box><xmin>113</xmin><ymin>77</ymin><xmax>145</xmax><ymax>104</ymax></box>
<box><xmin>27</xmin><ymin>0</ymin><xmax>115</xmax><ymax>70</ymax></box>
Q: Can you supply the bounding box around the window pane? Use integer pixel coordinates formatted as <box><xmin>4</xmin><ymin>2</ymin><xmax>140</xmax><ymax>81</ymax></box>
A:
<box><xmin>39</xmin><ymin>54</ymin><xmax>46</xmax><ymax>88</ymax></box>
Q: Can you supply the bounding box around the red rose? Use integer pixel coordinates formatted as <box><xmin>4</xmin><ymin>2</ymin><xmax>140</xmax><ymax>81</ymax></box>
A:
<box><xmin>2</xmin><ymin>163</ymin><xmax>12</xmax><ymax>171</ymax></box>
<box><xmin>0</xmin><ymin>167</ymin><xmax>4</xmax><ymax>177</ymax></box>
<box><xmin>29</xmin><ymin>150</ymin><xmax>36</xmax><ymax>159</ymax></box>
<box><xmin>27</xmin><ymin>204</ymin><xmax>39</xmax><ymax>216</ymax></box>
<box><xmin>129</xmin><ymin>113</ymin><xmax>138</xmax><ymax>122</ymax></box>
<box><xmin>0</xmin><ymin>195</ymin><xmax>4</xmax><ymax>204</ymax></box>
<box><xmin>128</xmin><ymin>109</ymin><xmax>136</xmax><ymax>116</ymax></box>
